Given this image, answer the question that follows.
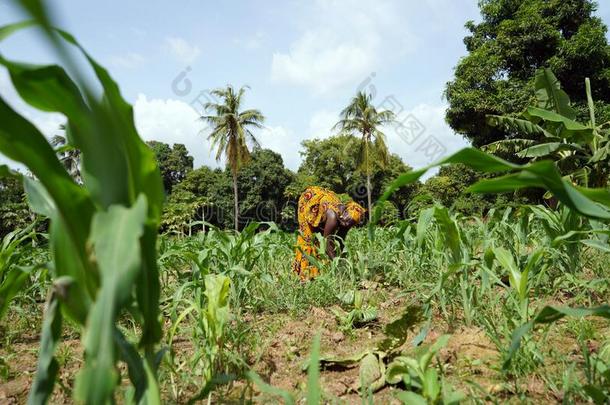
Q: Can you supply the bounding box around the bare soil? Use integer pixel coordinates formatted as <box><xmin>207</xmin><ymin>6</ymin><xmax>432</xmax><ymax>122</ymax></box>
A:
<box><xmin>0</xmin><ymin>287</ymin><xmax>593</xmax><ymax>404</ymax></box>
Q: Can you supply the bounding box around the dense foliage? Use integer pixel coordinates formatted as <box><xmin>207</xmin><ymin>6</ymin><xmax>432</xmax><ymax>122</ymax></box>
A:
<box><xmin>0</xmin><ymin>174</ymin><xmax>30</xmax><ymax>237</ymax></box>
<box><xmin>147</xmin><ymin>141</ymin><xmax>193</xmax><ymax>194</ymax></box>
<box><xmin>445</xmin><ymin>0</ymin><xmax>610</xmax><ymax>147</ymax></box>
<box><xmin>149</xmin><ymin>134</ymin><xmax>431</xmax><ymax>233</ymax></box>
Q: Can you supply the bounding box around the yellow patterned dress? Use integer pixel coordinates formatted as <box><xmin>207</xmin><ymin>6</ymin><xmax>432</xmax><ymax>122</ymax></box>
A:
<box><xmin>292</xmin><ymin>186</ymin><xmax>344</xmax><ymax>280</ymax></box>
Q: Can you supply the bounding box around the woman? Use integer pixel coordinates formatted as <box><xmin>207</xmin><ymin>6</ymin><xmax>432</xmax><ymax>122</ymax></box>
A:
<box><xmin>292</xmin><ymin>186</ymin><xmax>366</xmax><ymax>280</ymax></box>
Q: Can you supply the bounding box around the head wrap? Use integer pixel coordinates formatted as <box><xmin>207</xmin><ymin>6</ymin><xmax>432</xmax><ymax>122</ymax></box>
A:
<box><xmin>345</xmin><ymin>201</ymin><xmax>366</xmax><ymax>225</ymax></box>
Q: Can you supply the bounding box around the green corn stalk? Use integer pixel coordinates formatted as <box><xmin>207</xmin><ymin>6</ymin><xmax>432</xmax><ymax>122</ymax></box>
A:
<box><xmin>174</xmin><ymin>274</ymin><xmax>232</xmax><ymax>403</ymax></box>
<box><xmin>202</xmin><ymin>274</ymin><xmax>231</xmax><ymax>383</ymax></box>
<box><xmin>0</xmin><ymin>222</ymin><xmax>38</xmax><ymax>322</ymax></box>
<box><xmin>493</xmin><ymin>247</ymin><xmax>543</xmax><ymax>322</ymax></box>
<box><xmin>386</xmin><ymin>335</ymin><xmax>464</xmax><ymax>404</ymax></box>
<box><xmin>0</xmin><ymin>2</ymin><xmax>164</xmax><ymax>402</ymax></box>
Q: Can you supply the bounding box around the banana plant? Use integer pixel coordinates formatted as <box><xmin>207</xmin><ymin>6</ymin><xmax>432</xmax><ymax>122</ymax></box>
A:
<box><xmin>485</xmin><ymin>68</ymin><xmax>610</xmax><ymax>188</ymax></box>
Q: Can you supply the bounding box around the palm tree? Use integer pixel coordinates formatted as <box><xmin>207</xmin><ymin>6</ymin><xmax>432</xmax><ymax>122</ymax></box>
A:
<box><xmin>334</xmin><ymin>91</ymin><xmax>395</xmax><ymax>221</ymax></box>
<box><xmin>201</xmin><ymin>85</ymin><xmax>265</xmax><ymax>231</ymax></box>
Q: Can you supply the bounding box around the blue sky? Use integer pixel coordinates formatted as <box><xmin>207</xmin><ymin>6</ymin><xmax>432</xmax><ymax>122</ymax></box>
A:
<box><xmin>1</xmin><ymin>0</ymin><xmax>610</xmax><ymax>172</ymax></box>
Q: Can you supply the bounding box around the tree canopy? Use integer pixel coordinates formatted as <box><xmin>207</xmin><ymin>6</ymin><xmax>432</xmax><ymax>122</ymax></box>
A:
<box><xmin>147</xmin><ymin>141</ymin><xmax>194</xmax><ymax>194</ymax></box>
<box><xmin>169</xmin><ymin>148</ymin><xmax>293</xmax><ymax>230</ymax></box>
<box><xmin>0</xmin><ymin>174</ymin><xmax>30</xmax><ymax>237</ymax></box>
<box><xmin>445</xmin><ymin>0</ymin><xmax>610</xmax><ymax>147</ymax></box>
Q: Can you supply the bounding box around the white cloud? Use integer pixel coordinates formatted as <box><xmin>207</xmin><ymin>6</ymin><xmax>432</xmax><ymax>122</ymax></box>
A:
<box><xmin>308</xmin><ymin>109</ymin><xmax>339</xmax><ymax>138</ymax></box>
<box><xmin>108</xmin><ymin>52</ymin><xmax>146</xmax><ymax>69</ymax></box>
<box><xmin>270</xmin><ymin>0</ymin><xmax>416</xmax><ymax>94</ymax></box>
<box><xmin>133</xmin><ymin>94</ymin><xmax>220</xmax><ymax>169</ymax></box>
<box><xmin>384</xmin><ymin>103</ymin><xmax>470</xmax><ymax>175</ymax></box>
<box><xmin>271</xmin><ymin>30</ymin><xmax>374</xmax><ymax>94</ymax></box>
<box><xmin>164</xmin><ymin>36</ymin><xmax>201</xmax><ymax>64</ymax></box>
<box><xmin>258</xmin><ymin>125</ymin><xmax>302</xmax><ymax>171</ymax></box>
<box><xmin>132</xmin><ymin>98</ymin><xmax>303</xmax><ymax>172</ymax></box>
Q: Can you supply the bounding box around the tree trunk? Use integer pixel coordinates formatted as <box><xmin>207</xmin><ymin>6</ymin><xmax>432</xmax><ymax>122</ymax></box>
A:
<box><xmin>233</xmin><ymin>172</ymin><xmax>239</xmax><ymax>232</ymax></box>
<box><xmin>366</xmin><ymin>171</ymin><xmax>372</xmax><ymax>222</ymax></box>
<box><xmin>365</xmin><ymin>136</ymin><xmax>372</xmax><ymax>222</ymax></box>
<box><xmin>201</xmin><ymin>206</ymin><xmax>205</xmax><ymax>234</ymax></box>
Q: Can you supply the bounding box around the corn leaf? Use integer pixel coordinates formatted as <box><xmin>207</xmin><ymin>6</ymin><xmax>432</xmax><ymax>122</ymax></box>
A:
<box><xmin>75</xmin><ymin>195</ymin><xmax>152</xmax><ymax>403</ymax></box>
<box><xmin>306</xmin><ymin>333</ymin><xmax>322</xmax><ymax>405</ymax></box>
<box><xmin>504</xmin><ymin>305</ymin><xmax>610</xmax><ymax>369</ymax></box>
<box><xmin>27</xmin><ymin>292</ymin><xmax>63</xmax><ymax>405</ymax></box>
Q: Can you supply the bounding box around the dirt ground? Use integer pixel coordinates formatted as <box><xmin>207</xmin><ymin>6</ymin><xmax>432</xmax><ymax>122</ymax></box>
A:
<box><xmin>0</xmin><ymin>288</ymin><xmax>581</xmax><ymax>404</ymax></box>
<box><xmin>242</xmin><ymin>302</ymin><xmax>502</xmax><ymax>404</ymax></box>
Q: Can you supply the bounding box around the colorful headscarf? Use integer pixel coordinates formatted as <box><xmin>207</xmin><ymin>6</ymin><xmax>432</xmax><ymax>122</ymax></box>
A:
<box><xmin>345</xmin><ymin>201</ymin><xmax>366</xmax><ymax>225</ymax></box>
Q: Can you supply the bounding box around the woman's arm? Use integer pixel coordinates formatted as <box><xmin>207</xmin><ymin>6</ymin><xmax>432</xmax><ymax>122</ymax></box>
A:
<box><xmin>323</xmin><ymin>209</ymin><xmax>339</xmax><ymax>259</ymax></box>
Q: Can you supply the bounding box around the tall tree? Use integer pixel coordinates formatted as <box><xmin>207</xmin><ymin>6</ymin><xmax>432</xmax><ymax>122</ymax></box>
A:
<box><xmin>147</xmin><ymin>141</ymin><xmax>194</xmax><ymax>193</ymax></box>
<box><xmin>333</xmin><ymin>91</ymin><xmax>395</xmax><ymax>220</ymax></box>
<box><xmin>170</xmin><ymin>166</ymin><xmax>233</xmax><ymax>229</ymax></box>
<box><xmin>237</xmin><ymin>148</ymin><xmax>294</xmax><ymax>225</ymax></box>
<box><xmin>202</xmin><ymin>85</ymin><xmax>265</xmax><ymax>231</ymax></box>
<box><xmin>445</xmin><ymin>0</ymin><xmax>610</xmax><ymax>148</ymax></box>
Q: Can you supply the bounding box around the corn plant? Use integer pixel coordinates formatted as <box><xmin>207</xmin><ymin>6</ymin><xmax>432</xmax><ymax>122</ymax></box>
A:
<box><xmin>577</xmin><ymin>333</ymin><xmax>610</xmax><ymax>403</ymax></box>
<box><xmin>527</xmin><ymin>204</ymin><xmax>586</xmax><ymax>273</ymax></box>
<box><xmin>165</xmin><ymin>274</ymin><xmax>232</xmax><ymax>402</ymax></box>
<box><xmin>371</xmin><ymin>126</ymin><xmax>610</xmax><ymax>398</ymax></box>
<box><xmin>492</xmin><ymin>247</ymin><xmax>544</xmax><ymax>322</ymax></box>
<box><xmin>386</xmin><ymin>335</ymin><xmax>464</xmax><ymax>404</ymax></box>
<box><xmin>0</xmin><ymin>2</ymin><xmax>164</xmax><ymax>402</ymax></box>
<box><xmin>410</xmin><ymin>206</ymin><xmax>479</xmax><ymax>336</ymax></box>
<box><xmin>189</xmin><ymin>221</ymin><xmax>281</xmax><ymax>312</ymax></box>
<box><xmin>0</xmin><ymin>221</ymin><xmax>39</xmax><ymax>322</ymax></box>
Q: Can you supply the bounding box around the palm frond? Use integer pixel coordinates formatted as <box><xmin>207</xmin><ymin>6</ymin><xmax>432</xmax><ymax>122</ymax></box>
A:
<box><xmin>201</xmin><ymin>85</ymin><xmax>265</xmax><ymax>173</ymax></box>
